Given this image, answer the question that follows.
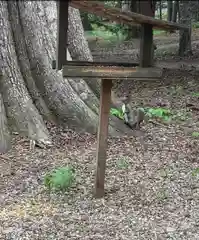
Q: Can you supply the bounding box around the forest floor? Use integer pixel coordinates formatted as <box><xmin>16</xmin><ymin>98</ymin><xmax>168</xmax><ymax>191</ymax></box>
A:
<box><xmin>1</xmin><ymin>31</ymin><xmax>199</xmax><ymax>240</ymax></box>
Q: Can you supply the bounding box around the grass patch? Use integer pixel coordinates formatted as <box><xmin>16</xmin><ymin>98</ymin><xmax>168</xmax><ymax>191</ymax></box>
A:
<box><xmin>153</xmin><ymin>29</ymin><xmax>166</xmax><ymax>35</ymax></box>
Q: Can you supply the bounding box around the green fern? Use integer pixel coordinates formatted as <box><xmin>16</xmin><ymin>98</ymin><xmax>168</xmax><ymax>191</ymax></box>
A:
<box><xmin>44</xmin><ymin>166</ymin><xmax>75</xmax><ymax>192</ymax></box>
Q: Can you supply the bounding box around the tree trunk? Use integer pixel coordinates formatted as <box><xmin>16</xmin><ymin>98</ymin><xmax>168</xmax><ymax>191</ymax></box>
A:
<box><xmin>159</xmin><ymin>0</ymin><xmax>162</xmax><ymax>20</ymax></box>
<box><xmin>81</xmin><ymin>13</ymin><xmax>93</xmax><ymax>31</ymax></box>
<box><xmin>167</xmin><ymin>0</ymin><xmax>173</xmax><ymax>21</ymax></box>
<box><xmin>172</xmin><ymin>1</ymin><xmax>179</xmax><ymax>22</ymax></box>
<box><xmin>178</xmin><ymin>1</ymin><xmax>192</xmax><ymax>57</ymax></box>
<box><xmin>189</xmin><ymin>1</ymin><xmax>199</xmax><ymax>22</ymax></box>
<box><xmin>0</xmin><ymin>1</ymin><xmax>133</xmax><ymax>152</ymax></box>
<box><xmin>0</xmin><ymin>1</ymin><xmax>51</xmax><ymax>148</ymax></box>
<box><xmin>0</xmin><ymin>76</ymin><xmax>11</xmax><ymax>153</ymax></box>
<box><xmin>140</xmin><ymin>0</ymin><xmax>155</xmax><ymax>17</ymax></box>
<box><xmin>129</xmin><ymin>0</ymin><xmax>140</xmax><ymax>39</ymax></box>
<box><xmin>122</xmin><ymin>0</ymin><xmax>140</xmax><ymax>40</ymax></box>
<box><xmin>139</xmin><ymin>0</ymin><xmax>156</xmax><ymax>65</ymax></box>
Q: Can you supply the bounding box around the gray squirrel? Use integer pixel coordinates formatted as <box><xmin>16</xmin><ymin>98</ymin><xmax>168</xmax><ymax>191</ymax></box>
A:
<box><xmin>122</xmin><ymin>103</ymin><xmax>145</xmax><ymax>129</ymax></box>
<box><xmin>111</xmin><ymin>91</ymin><xmax>145</xmax><ymax>129</ymax></box>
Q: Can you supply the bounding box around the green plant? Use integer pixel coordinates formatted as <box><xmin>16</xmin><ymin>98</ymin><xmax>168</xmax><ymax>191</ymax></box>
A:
<box><xmin>145</xmin><ymin>107</ymin><xmax>172</xmax><ymax>122</ymax></box>
<box><xmin>192</xmin><ymin>168</ymin><xmax>199</xmax><ymax>176</ymax></box>
<box><xmin>44</xmin><ymin>166</ymin><xmax>75</xmax><ymax>192</ymax></box>
<box><xmin>117</xmin><ymin>157</ymin><xmax>129</xmax><ymax>169</ymax></box>
<box><xmin>153</xmin><ymin>29</ymin><xmax>165</xmax><ymax>35</ymax></box>
<box><xmin>191</xmin><ymin>131</ymin><xmax>199</xmax><ymax>138</ymax></box>
<box><xmin>192</xmin><ymin>21</ymin><xmax>199</xmax><ymax>29</ymax></box>
<box><xmin>192</xmin><ymin>92</ymin><xmax>199</xmax><ymax>97</ymax></box>
<box><xmin>157</xmin><ymin>189</ymin><xmax>169</xmax><ymax>201</ymax></box>
<box><xmin>110</xmin><ymin>107</ymin><xmax>124</xmax><ymax>120</ymax></box>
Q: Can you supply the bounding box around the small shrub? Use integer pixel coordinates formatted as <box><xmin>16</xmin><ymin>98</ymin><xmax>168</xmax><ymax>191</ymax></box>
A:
<box><xmin>117</xmin><ymin>157</ymin><xmax>129</xmax><ymax>169</ymax></box>
<box><xmin>192</xmin><ymin>168</ymin><xmax>199</xmax><ymax>176</ymax></box>
<box><xmin>44</xmin><ymin>166</ymin><xmax>75</xmax><ymax>192</ymax></box>
<box><xmin>191</xmin><ymin>132</ymin><xmax>199</xmax><ymax>138</ymax></box>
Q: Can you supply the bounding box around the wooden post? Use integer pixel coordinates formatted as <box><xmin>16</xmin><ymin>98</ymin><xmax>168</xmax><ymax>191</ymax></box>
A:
<box><xmin>56</xmin><ymin>1</ymin><xmax>69</xmax><ymax>70</ymax></box>
<box><xmin>95</xmin><ymin>79</ymin><xmax>112</xmax><ymax>198</ymax></box>
<box><xmin>139</xmin><ymin>23</ymin><xmax>153</xmax><ymax>67</ymax></box>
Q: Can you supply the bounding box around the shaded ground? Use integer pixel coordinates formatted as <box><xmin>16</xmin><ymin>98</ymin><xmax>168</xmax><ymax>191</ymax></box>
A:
<box><xmin>1</xmin><ymin>32</ymin><xmax>199</xmax><ymax>240</ymax></box>
<box><xmin>90</xmin><ymin>29</ymin><xmax>199</xmax><ymax>68</ymax></box>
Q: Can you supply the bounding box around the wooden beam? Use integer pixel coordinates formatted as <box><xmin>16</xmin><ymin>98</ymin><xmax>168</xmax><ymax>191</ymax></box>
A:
<box><xmin>70</xmin><ymin>1</ymin><xmax>188</xmax><ymax>31</ymax></box>
<box><xmin>62</xmin><ymin>65</ymin><xmax>162</xmax><ymax>79</ymax></box>
<box><xmin>139</xmin><ymin>23</ymin><xmax>153</xmax><ymax>67</ymax></box>
<box><xmin>95</xmin><ymin>79</ymin><xmax>112</xmax><ymax>198</ymax></box>
<box><xmin>56</xmin><ymin>1</ymin><xmax>69</xmax><ymax>70</ymax></box>
<box><xmin>57</xmin><ymin>60</ymin><xmax>139</xmax><ymax>67</ymax></box>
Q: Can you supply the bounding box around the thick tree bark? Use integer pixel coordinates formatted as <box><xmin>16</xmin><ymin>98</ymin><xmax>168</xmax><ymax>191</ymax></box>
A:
<box><xmin>0</xmin><ymin>1</ymin><xmax>51</xmax><ymax>148</ymax></box>
<box><xmin>178</xmin><ymin>1</ymin><xmax>192</xmax><ymax>57</ymax></box>
<box><xmin>0</xmin><ymin>1</ymin><xmax>134</xmax><ymax>152</ymax></box>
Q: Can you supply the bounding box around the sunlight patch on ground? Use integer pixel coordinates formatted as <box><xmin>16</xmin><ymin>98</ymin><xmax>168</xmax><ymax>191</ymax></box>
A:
<box><xmin>0</xmin><ymin>199</ymin><xmax>58</xmax><ymax>219</ymax></box>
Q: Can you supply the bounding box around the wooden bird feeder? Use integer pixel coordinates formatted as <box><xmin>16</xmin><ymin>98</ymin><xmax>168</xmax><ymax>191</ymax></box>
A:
<box><xmin>53</xmin><ymin>0</ymin><xmax>189</xmax><ymax>198</ymax></box>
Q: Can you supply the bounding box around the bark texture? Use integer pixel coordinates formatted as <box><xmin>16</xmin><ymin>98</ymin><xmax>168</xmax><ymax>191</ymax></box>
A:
<box><xmin>178</xmin><ymin>1</ymin><xmax>192</xmax><ymax>56</ymax></box>
<box><xmin>0</xmin><ymin>88</ymin><xmax>10</xmax><ymax>153</ymax></box>
<box><xmin>0</xmin><ymin>1</ymin><xmax>133</xmax><ymax>152</ymax></box>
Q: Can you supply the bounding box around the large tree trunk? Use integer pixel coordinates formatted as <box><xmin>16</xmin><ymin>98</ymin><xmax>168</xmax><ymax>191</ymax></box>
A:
<box><xmin>0</xmin><ymin>2</ymin><xmax>51</xmax><ymax>149</ymax></box>
<box><xmin>178</xmin><ymin>1</ymin><xmax>192</xmax><ymax>57</ymax></box>
<box><xmin>0</xmin><ymin>1</ymin><xmax>133</xmax><ymax>152</ymax></box>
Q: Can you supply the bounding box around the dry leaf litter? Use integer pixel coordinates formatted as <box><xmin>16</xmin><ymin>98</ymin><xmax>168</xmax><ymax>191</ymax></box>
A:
<box><xmin>1</xmin><ymin>34</ymin><xmax>199</xmax><ymax>240</ymax></box>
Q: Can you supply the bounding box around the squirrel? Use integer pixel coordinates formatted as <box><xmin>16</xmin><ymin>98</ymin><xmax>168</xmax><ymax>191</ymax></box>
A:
<box><xmin>111</xmin><ymin>91</ymin><xmax>145</xmax><ymax>129</ymax></box>
<box><xmin>122</xmin><ymin>103</ymin><xmax>145</xmax><ymax>130</ymax></box>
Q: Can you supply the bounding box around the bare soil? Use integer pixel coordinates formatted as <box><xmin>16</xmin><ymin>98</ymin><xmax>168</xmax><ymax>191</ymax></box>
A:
<box><xmin>1</xmin><ymin>32</ymin><xmax>199</xmax><ymax>240</ymax></box>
